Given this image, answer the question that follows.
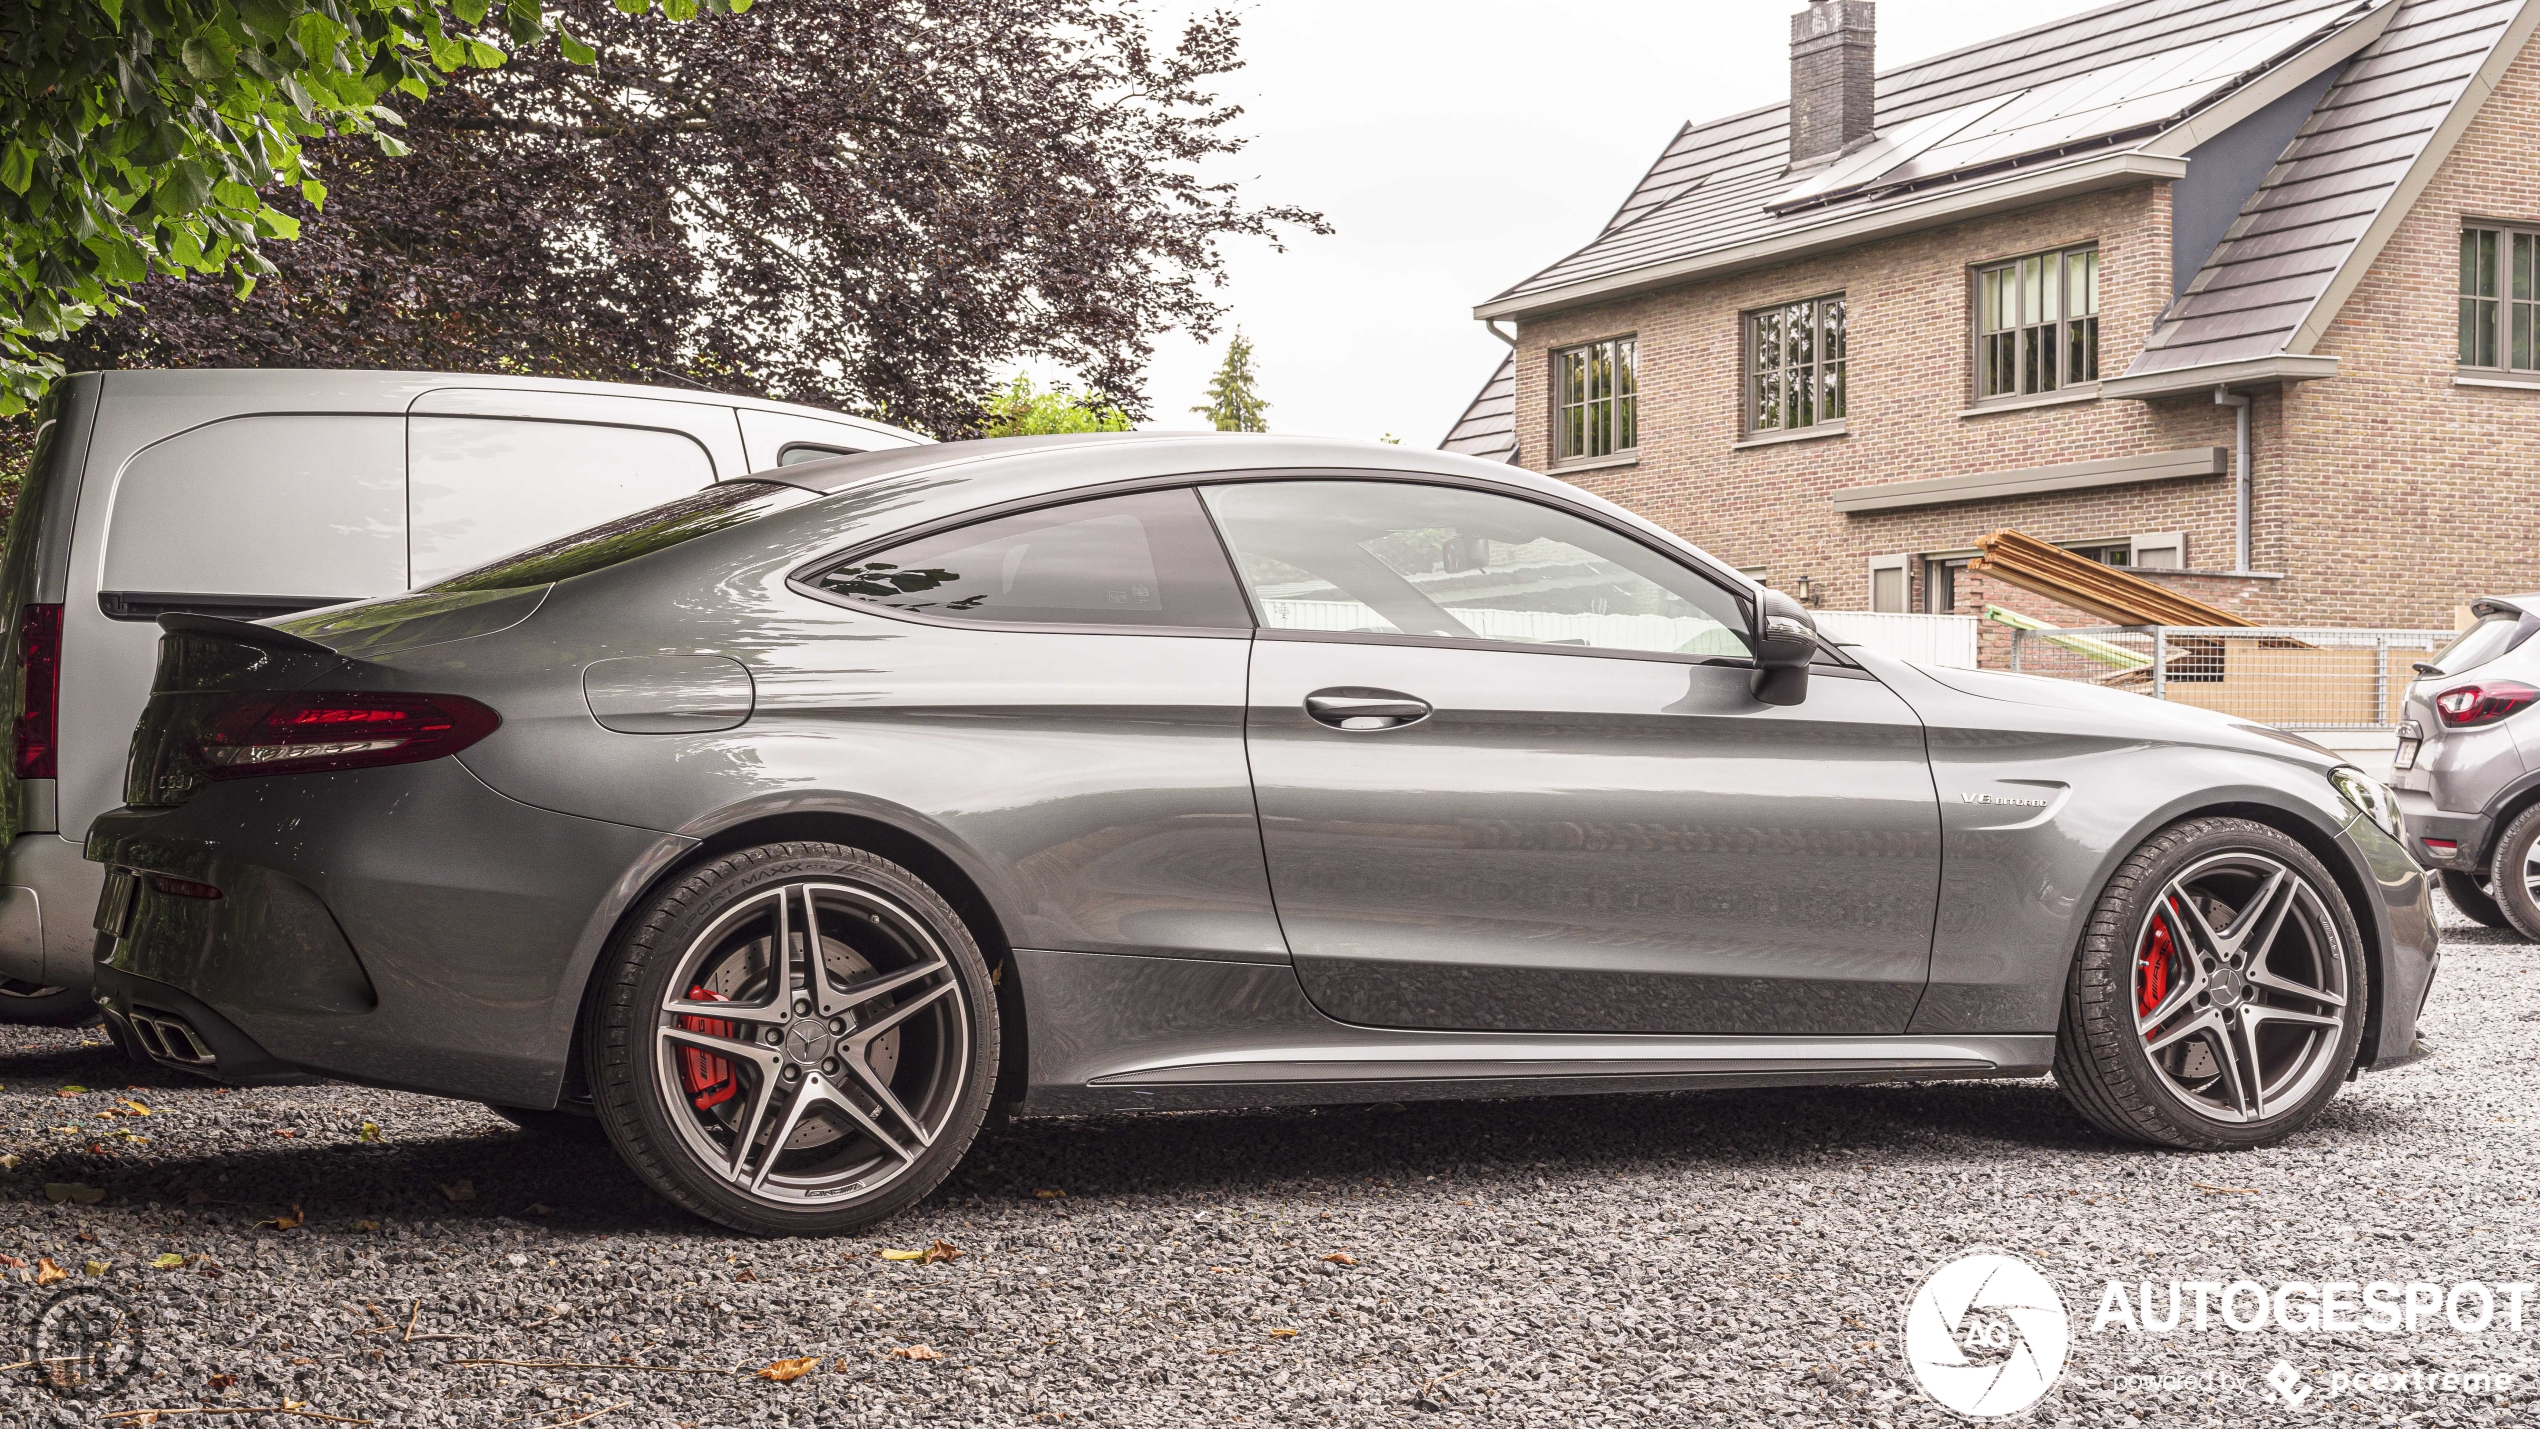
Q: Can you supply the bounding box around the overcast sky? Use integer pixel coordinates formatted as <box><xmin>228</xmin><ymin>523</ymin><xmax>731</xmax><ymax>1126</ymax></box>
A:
<box><xmin>1110</xmin><ymin>0</ymin><xmax>2111</xmax><ymax>442</ymax></box>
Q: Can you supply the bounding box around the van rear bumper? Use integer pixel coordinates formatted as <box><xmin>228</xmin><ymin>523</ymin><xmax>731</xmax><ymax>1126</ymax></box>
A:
<box><xmin>0</xmin><ymin>833</ymin><xmax>101</xmax><ymax>991</ymax></box>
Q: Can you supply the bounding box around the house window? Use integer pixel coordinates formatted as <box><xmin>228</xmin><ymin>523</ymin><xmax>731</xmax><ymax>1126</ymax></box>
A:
<box><xmin>1925</xmin><ymin>556</ymin><xmax>1971</xmax><ymax>613</ymax></box>
<box><xmin>2065</xmin><ymin>540</ymin><xmax>2133</xmax><ymax>568</ymax></box>
<box><xmin>1746</xmin><ymin>294</ymin><xmax>1846</xmax><ymax>433</ymax></box>
<box><xmin>2458</xmin><ymin>227</ymin><xmax>2540</xmax><ymax>370</ymax></box>
<box><xmin>1976</xmin><ymin>245</ymin><xmax>2098</xmax><ymax>399</ymax></box>
<box><xmin>1553</xmin><ymin>337</ymin><xmax>1637</xmax><ymax>462</ymax></box>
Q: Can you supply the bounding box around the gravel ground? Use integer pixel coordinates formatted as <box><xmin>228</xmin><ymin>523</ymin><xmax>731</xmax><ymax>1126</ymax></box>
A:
<box><xmin>0</xmin><ymin>895</ymin><xmax>2530</xmax><ymax>1428</ymax></box>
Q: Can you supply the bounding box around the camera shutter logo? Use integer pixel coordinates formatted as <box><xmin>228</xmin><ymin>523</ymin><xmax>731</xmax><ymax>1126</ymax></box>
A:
<box><xmin>22</xmin><ymin>1287</ymin><xmax>146</xmax><ymax>1400</ymax></box>
<box><xmin>1905</xmin><ymin>1252</ymin><xmax>2070</xmax><ymax>1418</ymax></box>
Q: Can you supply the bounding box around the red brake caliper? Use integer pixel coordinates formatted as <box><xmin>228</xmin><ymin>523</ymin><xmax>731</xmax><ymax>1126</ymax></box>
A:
<box><xmin>678</xmin><ymin>985</ymin><xmax>740</xmax><ymax>1110</ymax></box>
<box><xmin>2137</xmin><ymin>902</ymin><xmax>2177</xmax><ymax>1037</ymax></box>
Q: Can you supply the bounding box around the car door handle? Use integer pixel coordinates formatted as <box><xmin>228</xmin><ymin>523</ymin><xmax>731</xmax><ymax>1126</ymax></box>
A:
<box><xmin>1304</xmin><ymin>688</ymin><xmax>1432</xmax><ymax>731</ymax></box>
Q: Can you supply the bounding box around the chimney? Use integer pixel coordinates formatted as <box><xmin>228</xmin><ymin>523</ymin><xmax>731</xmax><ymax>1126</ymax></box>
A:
<box><xmin>1790</xmin><ymin>0</ymin><xmax>1876</xmax><ymax>167</ymax></box>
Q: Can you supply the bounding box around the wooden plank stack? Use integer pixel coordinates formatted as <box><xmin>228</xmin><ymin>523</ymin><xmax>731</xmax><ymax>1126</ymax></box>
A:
<box><xmin>1968</xmin><ymin>529</ymin><xmax>2253</xmax><ymax>628</ymax></box>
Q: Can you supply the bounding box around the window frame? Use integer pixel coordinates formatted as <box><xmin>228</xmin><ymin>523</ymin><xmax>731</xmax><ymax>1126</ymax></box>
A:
<box><xmin>787</xmin><ymin>470</ymin><xmax>1858</xmax><ymax>668</ymax></box>
<box><xmin>790</xmin><ymin>484</ymin><xmax>1256</xmax><ymax>639</ymax></box>
<box><xmin>1971</xmin><ymin>244</ymin><xmax>2100</xmax><ymax>404</ymax></box>
<box><xmin>1743</xmin><ymin>292</ymin><xmax>1848</xmax><ymax>437</ymax></box>
<box><xmin>2457</xmin><ymin>223</ymin><xmax>2540</xmax><ymax>374</ymax></box>
<box><xmin>1550</xmin><ymin>335</ymin><xmax>1639</xmax><ymax>467</ymax></box>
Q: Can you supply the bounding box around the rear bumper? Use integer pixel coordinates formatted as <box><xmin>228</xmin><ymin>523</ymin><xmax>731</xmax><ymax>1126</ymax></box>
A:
<box><xmin>2397</xmin><ymin>788</ymin><xmax>2494</xmax><ymax>872</ymax></box>
<box><xmin>85</xmin><ymin>758</ymin><xmax>692</xmax><ymax>1106</ymax></box>
<box><xmin>0</xmin><ymin>833</ymin><xmax>103</xmax><ymax>992</ymax></box>
<box><xmin>94</xmin><ymin>962</ymin><xmax>319</xmax><ymax>1086</ymax></box>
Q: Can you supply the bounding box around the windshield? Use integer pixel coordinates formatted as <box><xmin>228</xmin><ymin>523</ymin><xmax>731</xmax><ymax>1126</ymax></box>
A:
<box><xmin>2426</xmin><ymin>609</ymin><xmax>2537</xmax><ymax>677</ymax></box>
<box><xmin>427</xmin><ymin>481</ymin><xmax>811</xmax><ymax>593</ymax></box>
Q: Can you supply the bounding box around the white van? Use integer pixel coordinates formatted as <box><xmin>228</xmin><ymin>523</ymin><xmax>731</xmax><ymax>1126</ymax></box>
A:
<box><xmin>0</xmin><ymin>369</ymin><xmax>928</xmax><ymax>1022</ymax></box>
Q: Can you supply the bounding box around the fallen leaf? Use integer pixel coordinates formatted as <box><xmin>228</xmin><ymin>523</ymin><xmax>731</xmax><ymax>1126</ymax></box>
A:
<box><xmin>57</xmin><ymin>1086</ymin><xmax>85</xmax><ymax>1096</ymax></box>
<box><xmin>441</xmin><ymin>1180</ymin><xmax>476</xmax><ymax>1202</ymax></box>
<box><xmin>121</xmin><ymin>1099</ymin><xmax>150</xmax><ymax>1116</ymax></box>
<box><xmin>49</xmin><ymin>1125</ymin><xmax>79</xmax><ymax>1134</ymax></box>
<box><xmin>151</xmin><ymin>1253</ymin><xmax>185</xmax><ymax>1269</ymax></box>
<box><xmin>878</xmin><ymin>1248</ymin><xmax>926</xmax><ymax>1262</ymax></box>
<box><xmin>0</xmin><ymin>1153</ymin><xmax>17</xmax><ymax>1170</ymax></box>
<box><xmin>1321</xmin><ymin>1252</ymin><xmax>1357</xmax><ymax>1266</ymax></box>
<box><xmin>732</xmin><ymin>1269</ymin><xmax>757</xmax><ymax>1283</ymax></box>
<box><xmin>44</xmin><ymin>1182</ymin><xmax>105</xmax><ymax>1205</ymax></box>
<box><xmin>34</xmin><ymin>1258</ymin><xmax>67</xmax><ymax>1285</ymax></box>
<box><xmin>1208</xmin><ymin>1266</ymin><xmax>1231</xmax><ymax>1274</ymax></box>
<box><xmin>1267</xmin><ymin>1328</ymin><xmax>1299</xmax><ymax>1339</ymax></box>
<box><xmin>260</xmin><ymin>1206</ymin><xmax>305</xmax><ymax>1231</ymax></box>
<box><xmin>353</xmin><ymin>1220</ymin><xmax>381</xmax><ymax>1232</ymax></box>
<box><xmin>923</xmin><ymin>1239</ymin><xmax>962</xmax><ymax>1264</ymax></box>
<box><xmin>1032</xmin><ymin>1188</ymin><xmax>1066</xmax><ymax>1200</ymax></box>
<box><xmin>358</xmin><ymin>1121</ymin><xmax>382</xmax><ymax>1143</ymax></box>
<box><xmin>272</xmin><ymin>1128</ymin><xmax>298</xmax><ymax>1138</ymax></box>
<box><xmin>886</xmin><ymin>1344</ymin><xmax>944</xmax><ymax>1361</ymax></box>
<box><xmin>83</xmin><ymin>1259</ymin><xmax>108</xmax><ymax>1276</ymax></box>
<box><xmin>0</xmin><ymin>1254</ymin><xmax>20</xmax><ymax>1268</ymax></box>
<box><xmin>757</xmin><ymin>1356</ymin><xmax>821</xmax><ymax>1382</ymax></box>
<box><xmin>208</xmin><ymin>1373</ymin><xmax>237</xmax><ymax>1391</ymax></box>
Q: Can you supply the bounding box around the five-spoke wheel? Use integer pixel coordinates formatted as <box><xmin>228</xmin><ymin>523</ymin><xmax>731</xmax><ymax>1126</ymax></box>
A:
<box><xmin>588</xmin><ymin>842</ymin><xmax>997</xmax><ymax>1234</ymax></box>
<box><xmin>2057</xmin><ymin>818</ymin><xmax>2367</xmax><ymax>1149</ymax></box>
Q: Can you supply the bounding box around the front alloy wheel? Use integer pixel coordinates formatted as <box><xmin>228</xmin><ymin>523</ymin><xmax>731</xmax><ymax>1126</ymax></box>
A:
<box><xmin>589</xmin><ymin>843</ymin><xmax>997</xmax><ymax>1234</ymax></box>
<box><xmin>2057</xmin><ymin>818</ymin><xmax>2367</xmax><ymax>1149</ymax></box>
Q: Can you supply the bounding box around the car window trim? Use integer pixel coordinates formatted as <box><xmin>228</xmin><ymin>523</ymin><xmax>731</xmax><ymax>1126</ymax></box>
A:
<box><xmin>787</xmin><ymin>467</ymin><xmax>1776</xmax><ymax>651</ymax></box>
<box><xmin>1253</xmin><ymin>625</ymin><xmax>1876</xmax><ymax>675</ymax></box>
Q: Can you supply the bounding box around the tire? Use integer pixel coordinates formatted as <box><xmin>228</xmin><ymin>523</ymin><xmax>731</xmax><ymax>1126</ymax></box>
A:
<box><xmin>2483</xmin><ymin>804</ymin><xmax>2540</xmax><ymax>942</ymax></box>
<box><xmin>0</xmin><ymin>980</ymin><xmax>99</xmax><ymax>1027</ymax></box>
<box><xmin>2054</xmin><ymin>817</ymin><xmax>2368</xmax><ymax>1150</ymax></box>
<box><xmin>2437</xmin><ymin>870</ymin><xmax>2514</xmax><ymax>930</ymax></box>
<box><xmin>585</xmin><ymin>842</ymin><xmax>998</xmax><ymax>1236</ymax></box>
<box><xmin>486</xmin><ymin>1103</ymin><xmax>611</xmax><ymax>1142</ymax></box>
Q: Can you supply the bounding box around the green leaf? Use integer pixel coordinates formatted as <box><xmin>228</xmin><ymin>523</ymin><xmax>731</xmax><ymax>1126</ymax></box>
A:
<box><xmin>152</xmin><ymin>158</ymin><xmax>214</xmax><ymax>217</ymax></box>
<box><xmin>555</xmin><ymin>25</ymin><xmax>595</xmax><ymax>64</ymax></box>
<box><xmin>235</xmin><ymin>0</ymin><xmax>293</xmax><ymax>40</ymax></box>
<box><xmin>253</xmin><ymin>205</ymin><xmax>299</xmax><ymax>239</ymax></box>
<box><xmin>372</xmin><ymin>131</ymin><xmax>410</xmax><ymax>157</ymax></box>
<box><xmin>299</xmin><ymin>177</ymin><xmax>326</xmax><ymax>210</ymax></box>
<box><xmin>179</xmin><ymin>33</ymin><xmax>236</xmax><ymax>81</ymax></box>
<box><xmin>505</xmin><ymin>0</ymin><xmax>541</xmax><ymax>45</ymax></box>
<box><xmin>661</xmin><ymin>0</ymin><xmax>698</xmax><ymax>19</ymax></box>
<box><xmin>0</xmin><ymin>143</ymin><xmax>33</xmax><ymax>197</ymax></box>
<box><xmin>451</xmin><ymin>0</ymin><xmax>490</xmax><ymax>24</ymax></box>
<box><xmin>95</xmin><ymin>0</ymin><xmax>123</xmax><ymax>27</ymax></box>
<box><xmin>211</xmin><ymin>178</ymin><xmax>258</xmax><ymax>210</ymax></box>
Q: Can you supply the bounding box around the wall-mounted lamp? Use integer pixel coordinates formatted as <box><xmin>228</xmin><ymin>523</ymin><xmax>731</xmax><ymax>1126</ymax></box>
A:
<box><xmin>1793</xmin><ymin>574</ymin><xmax>1819</xmax><ymax>607</ymax></box>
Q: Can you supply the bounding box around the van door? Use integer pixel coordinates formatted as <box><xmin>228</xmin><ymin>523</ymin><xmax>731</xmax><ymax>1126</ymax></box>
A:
<box><xmin>406</xmin><ymin>390</ymin><xmax>743</xmax><ymax>586</ymax></box>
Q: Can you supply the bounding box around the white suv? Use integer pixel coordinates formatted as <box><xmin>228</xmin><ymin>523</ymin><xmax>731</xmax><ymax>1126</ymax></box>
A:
<box><xmin>0</xmin><ymin>369</ymin><xmax>926</xmax><ymax>1022</ymax></box>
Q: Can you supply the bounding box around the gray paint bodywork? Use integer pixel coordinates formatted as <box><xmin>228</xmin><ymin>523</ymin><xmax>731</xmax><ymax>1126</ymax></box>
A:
<box><xmin>82</xmin><ymin>435</ymin><xmax>2438</xmax><ymax>1115</ymax></box>
<box><xmin>2393</xmin><ymin>594</ymin><xmax>2540</xmax><ymax>869</ymax></box>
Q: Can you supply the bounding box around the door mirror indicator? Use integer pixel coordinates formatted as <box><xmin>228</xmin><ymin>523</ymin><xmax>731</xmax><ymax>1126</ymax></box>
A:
<box><xmin>1750</xmin><ymin>588</ymin><xmax>1818</xmax><ymax>707</ymax></box>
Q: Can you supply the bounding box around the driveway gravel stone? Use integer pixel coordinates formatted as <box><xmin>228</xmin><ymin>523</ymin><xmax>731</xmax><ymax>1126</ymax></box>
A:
<box><xmin>0</xmin><ymin>894</ymin><xmax>2529</xmax><ymax>1426</ymax></box>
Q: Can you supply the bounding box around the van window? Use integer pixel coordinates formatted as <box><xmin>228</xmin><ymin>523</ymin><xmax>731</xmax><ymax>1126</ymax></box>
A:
<box><xmin>409</xmin><ymin>417</ymin><xmax>715</xmax><ymax>586</ymax></box>
<box><xmin>103</xmin><ymin>415</ymin><xmax>406</xmax><ymax>605</ymax></box>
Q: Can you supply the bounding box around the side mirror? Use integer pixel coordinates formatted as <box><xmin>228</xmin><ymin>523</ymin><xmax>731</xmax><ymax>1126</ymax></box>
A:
<box><xmin>1749</xmin><ymin>587</ymin><xmax>1818</xmax><ymax>707</ymax></box>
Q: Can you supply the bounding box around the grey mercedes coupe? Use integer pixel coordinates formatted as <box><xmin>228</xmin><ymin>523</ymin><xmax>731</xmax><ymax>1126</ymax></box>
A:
<box><xmin>84</xmin><ymin>435</ymin><xmax>2436</xmax><ymax>1235</ymax></box>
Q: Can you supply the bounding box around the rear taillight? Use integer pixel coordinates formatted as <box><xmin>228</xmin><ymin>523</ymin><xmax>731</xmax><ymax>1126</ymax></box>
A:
<box><xmin>10</xmin><ymin>603</ymin><xmax>61</xmax><ymax>779</ymax></box>
<box><xmin>196</xmin><ymin>690</ymin><xmax>501</xmax><ymax>780</ymax></box>
<box><xmin>2432</xmin><ymin>680</ymin><xmax>2540</xmax><ymax>728</ymax></box>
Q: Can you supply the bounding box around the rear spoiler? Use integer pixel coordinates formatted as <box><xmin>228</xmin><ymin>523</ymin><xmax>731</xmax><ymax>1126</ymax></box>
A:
<box><xmin>156</xmin><ymin>611</ymin><xmax>341</xmax><ymax>656</ymax></box>
<box><xmin>2468</xmin><ymin>596</ymin><xmax>2533</xmax><ymax>622</ymax></box>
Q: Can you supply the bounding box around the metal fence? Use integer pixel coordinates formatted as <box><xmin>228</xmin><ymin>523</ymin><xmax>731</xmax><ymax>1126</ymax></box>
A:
<box><xmin>2005</xmin><ymin>625</ymin><xmax>2458</xmax><ymax>731</ymax></box>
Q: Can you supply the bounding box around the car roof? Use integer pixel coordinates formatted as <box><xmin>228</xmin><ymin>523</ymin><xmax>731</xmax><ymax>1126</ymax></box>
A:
<box><xmin>756</xmin><ymin>432</ymin><xmax>1760</xmax><ymax>591</ymax></box>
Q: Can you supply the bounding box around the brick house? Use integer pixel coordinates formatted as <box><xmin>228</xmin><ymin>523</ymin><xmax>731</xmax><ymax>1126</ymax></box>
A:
<box><xmin>1443</xmin><ymin>0</ymin><xmax>2540</xmax><ymax>632</ymax></box>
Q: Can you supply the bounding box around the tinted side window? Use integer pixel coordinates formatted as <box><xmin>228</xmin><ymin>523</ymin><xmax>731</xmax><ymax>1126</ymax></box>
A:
<box><xmin>813</xmin><ymin>488</ymin><xmax>1251</xmax><ymax>630</ymax></box>
<box><xmin>1200</xmin><ymin>480</ymin><xmax>1752</xmax><ymax>659</ymax></box>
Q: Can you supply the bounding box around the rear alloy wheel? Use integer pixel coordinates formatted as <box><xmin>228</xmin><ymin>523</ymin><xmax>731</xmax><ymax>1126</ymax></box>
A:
<box><xmin>2055</xmin><ymin>818</ymin><xmax>2366</xmax><ymax>1149</ymax></box>
<box><xmin>2437</xmin><ymin>870</ymin><xmax>2513</xmax><ymax>931</ymax></box>
<box><xmin>2484</xmin><ymin>804</ymin><xmax>2540</xmax><ymax>941</ymax></box>
<box><xmin>588</xmin><ymin>843</ymin><xmax>996</xmax><ymax>1235</ymax></box>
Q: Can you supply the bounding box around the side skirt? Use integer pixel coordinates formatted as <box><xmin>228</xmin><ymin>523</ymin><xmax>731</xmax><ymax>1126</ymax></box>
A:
<box><xmin>1012</xmin><ymin>947</ymin><xmax>2053</xmax><ymax>1118</ymax></box>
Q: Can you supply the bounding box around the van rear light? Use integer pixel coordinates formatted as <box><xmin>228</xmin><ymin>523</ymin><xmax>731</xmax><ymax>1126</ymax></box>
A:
<box><xmin>10</xmin><ymin>603</ymin><xmax>61</xmax><ymax>779</ymax></box>
<box><xmin>2432</xmin><ymin>680</ymin><xmax>2540</xmax><ymax>728</ymax></box>
<box><xmin>197</xmin><ymin>690</ymin><xmax>501</xmax><ymax>780</ymax></box>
